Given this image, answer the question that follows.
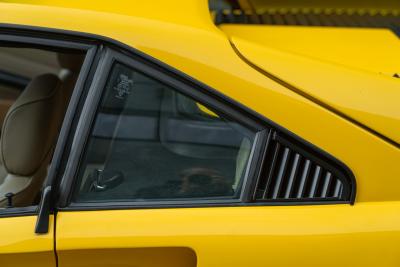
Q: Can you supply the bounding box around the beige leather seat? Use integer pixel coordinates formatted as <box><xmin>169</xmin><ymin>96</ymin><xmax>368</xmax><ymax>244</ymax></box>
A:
<box><xmin>0</xmin><ymin>74</ymin><xmax>64</xmax><ymax>207</ymax></box>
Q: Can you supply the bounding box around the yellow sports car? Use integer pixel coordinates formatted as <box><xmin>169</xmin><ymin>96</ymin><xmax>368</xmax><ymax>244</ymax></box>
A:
<box><xmin>0</xmin><ymin>0</ymin><xmax>399</xmax><ymax>266</ymax></box>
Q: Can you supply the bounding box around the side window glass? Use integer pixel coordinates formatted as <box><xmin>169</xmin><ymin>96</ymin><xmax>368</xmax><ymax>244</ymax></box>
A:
<box><xmin>73</xmin><ymin>63</ymin><xmax>256</xmax><ymax>203</ymax></box>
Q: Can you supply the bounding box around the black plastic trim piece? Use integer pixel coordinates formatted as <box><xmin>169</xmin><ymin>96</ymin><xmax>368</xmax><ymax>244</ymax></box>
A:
<box><xmin>0</xmin><ymin>206</ymin><xmax>37</xmax><ymax>218</ymax></box>
<box><xmin>242</xmin><ymin>129</ymin><xmax>270</xmax><ymax>203</ymax></box>
<box><xmin>57</xmin><ymin>48</ymin><xmax>112</xmax><ymax>207</ymax></box>
<box><xmin>47</xmin><ymin>46</ymin><xmax>99</xmax><ymax>208</ymax></box>
<box><xmin>274</xmin><ymin>132</ymin><xmax>356</xmax><ymax>203</ymax></box>
<box><xmin>249</xmin><ymin>129</ymin><xmax>272</xmax><ymax>201</ymax></box>
<box><xmin>60</xmin><ymin>198</ymin><xmax>349</xmax><ymax>212</ymax></box>
<box><xmin>214</xmin><ymin>8</ymin><xmax>400</xmax><ymax>38</ymax></box>
<box><xmin>253</xmin><ymin>130</ymin><xmax>356</xmax><ymax>204</ymax></box>
<box><xmin>35</xmin><ymin>186</ymin><xmax>52</xmax><ymax>234</ymax></box>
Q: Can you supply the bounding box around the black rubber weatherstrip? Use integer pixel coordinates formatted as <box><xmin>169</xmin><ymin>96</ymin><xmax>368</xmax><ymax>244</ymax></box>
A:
<box><xmin>230</xmin><ymin>41</ymin><xmax>400</xmax><ymax>150</ymax></box>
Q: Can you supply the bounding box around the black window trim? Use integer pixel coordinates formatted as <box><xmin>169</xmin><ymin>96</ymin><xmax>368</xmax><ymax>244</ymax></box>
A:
<box><xmin>58</xmin><ymin>48</ymin><xmax>266</xmax><ymax>209</ymax></box>
<box><xmin>0</xmin><ymin>27</ymin><xmax>97</xmax><ymax>218</ymax></box>
<box><xmin>59</xmin><ymin>47</ymin><xmax>356</xmax><ymax>211</ymax></box>
<box><xmin>0</xmin><ymin>24</ymin><xmax>356</xmax><ymax>216</ymax></box>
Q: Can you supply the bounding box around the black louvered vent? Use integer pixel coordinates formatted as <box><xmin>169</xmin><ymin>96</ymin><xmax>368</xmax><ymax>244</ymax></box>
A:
<box><xmin>211</xmin><ymin>9</ymin><xmax>400</xmax><ymax>37</ymax></box>
<box><xmin>253</xmin><ymin>131</ymin><xmax>354</xmax><ymax>203</ymax></box>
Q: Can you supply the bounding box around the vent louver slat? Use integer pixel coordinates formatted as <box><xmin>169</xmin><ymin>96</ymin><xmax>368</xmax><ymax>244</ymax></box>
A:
<box><xmin>284</xmin><ymin>153</ymin><xmax>300</xmax><ymax>198</ymax></box>
<box><xmin>272</xmin><ymin>147</ymin><xmax>290</xmax><ymax>199</ymax></box>
<box><xmin>296</xmin><ymin>159</ymin><xmax>310</xmax><ymax>199</ymax></box>
<box><xmin>262</xmin><ymin>142</ymin><xmax>281</xmax><ymax>199</ymax></box>
<box><xmin>254</xmin><ymin>131</ymin><xmax>354</xmax><ymax>203</ymax></box>
<box><xmin>213</xmin><ymin>9</ymin><xmax>400</xmax><ymax>28</ymax></box>
<box><xmin>212</xmin><ymin>8</ymin><xmax>400</xmax><ymax>37</ymax></box>
<box><xmin>320</xmin><ymin>172</ymin><xmax>332</xmax><ymax>198</ymax></box>
<box><xmin>309</xmin><ymin>165</ymin><xmax>321</xmax><ymax>198</ymax></box>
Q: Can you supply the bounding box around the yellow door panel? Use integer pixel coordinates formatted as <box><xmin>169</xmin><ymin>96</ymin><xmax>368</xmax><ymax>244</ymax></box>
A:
<box><xmin>56</xmin><ymin>203</ymin><xmax>400</xmax><ymax>267</ymax></box>
<box><xmin>0</xmin><ymin>215</ymin><xmax>55</xmax><ymax>266</ymax></box>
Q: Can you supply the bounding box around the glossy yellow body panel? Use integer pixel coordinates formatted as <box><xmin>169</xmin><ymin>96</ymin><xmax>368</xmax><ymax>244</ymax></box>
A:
<box><xmin>56</xmin><ymin>205</ymin><xmax>400</xmax><ymax>267</ymax></box>
<box><xmin>222</xmin><ymin>25</ymin><xmax>400</xmax><ymax>76</ymax></box>
<box><xmin>0</xmin><ymin>1</ymin><xmax>399</xmax><ymax>266</ymax></box>
<box><xmin>221</xmin><ymin>25</ymin><xmax>400</xmax><ymax>145</ymax></box>
<box><xmin>197</xmin><ymin>103</ymin><xmax>219</xmax><ymax>117</ymax></box>
<box><xmin>0</xmin><ymin>215</ymin><xmax>55</xmax><ymax>266</ymax></box>
<box><xmin>0</xmin><ymin>0</ymin><xmax>214</xmax><ymax>29</ymax></box>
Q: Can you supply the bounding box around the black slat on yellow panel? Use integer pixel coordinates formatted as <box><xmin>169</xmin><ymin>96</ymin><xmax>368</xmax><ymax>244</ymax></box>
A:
<box><xmin>209</xmin><ymin>0</ymin><xmax>400</xmax><ymax>36</ymax></box>
<box><xmin>254</xmin><ymin>131</ymin><xmax>353</xmax><ymax>203</ymax></box>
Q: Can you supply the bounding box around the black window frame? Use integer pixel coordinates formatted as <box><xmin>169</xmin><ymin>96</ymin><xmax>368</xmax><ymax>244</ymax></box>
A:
<box><xmin>58</xmin><ymin>47</ymin><xmax>356</xmax><ymax>211</ymax></box>
<box><xmin>0</xmin><ymin>25</ymin><xmax>98</xmax><ymax>218</ymax></box>
<box><xmin>58</xmin><ymin>48</ymin><xmax>267</xmax><ymax>209</ymax></box>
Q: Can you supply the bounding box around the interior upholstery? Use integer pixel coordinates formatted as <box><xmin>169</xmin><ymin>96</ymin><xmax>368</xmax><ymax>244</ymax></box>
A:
<box><xmin>0</xmin><ymin>74</ymin><xmax>63</xmax><ymax>206</ymax></box>
<box><xmin>0</xmin><ymin>164</ymin><xmax>7</xmax><ymax>186</ymax></box>
<box><xmin>0</xmin><ymin>51</ymin><xmax>84</xmax><ymax>207</ymax></box>
<box><xmin>0</xmin><ymin>47</ymin><xmax>62</xmax><ymax>134</ymax></box>
<box><xmin>1</xmin><ymin>74</ymin><xmax>62</xmax><ymax>176</ymax></box>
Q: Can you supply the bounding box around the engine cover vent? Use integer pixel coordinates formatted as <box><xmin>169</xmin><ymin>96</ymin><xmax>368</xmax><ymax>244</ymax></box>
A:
<box><xmin>212</xmin><ymin>8</ymin><xmax>400</xmax><ymax>37</ymax></box>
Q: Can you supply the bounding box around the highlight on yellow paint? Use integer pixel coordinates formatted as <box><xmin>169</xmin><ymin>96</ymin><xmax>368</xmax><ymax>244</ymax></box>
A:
<box><xmin>196</xmin><ymin>103</ymin><xmax>219</xmax><ymax>118</ymax></box>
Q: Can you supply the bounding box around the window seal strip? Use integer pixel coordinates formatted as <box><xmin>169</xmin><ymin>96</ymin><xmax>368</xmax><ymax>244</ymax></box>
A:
<box><xmin>58</xmin><ymin>48</ymin><xmax>265</xmax><ymax>207</ymax></box>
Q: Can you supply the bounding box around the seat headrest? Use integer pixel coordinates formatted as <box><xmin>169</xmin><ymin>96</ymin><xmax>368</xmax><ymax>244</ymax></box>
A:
<box><xmin>58</xmin><ymin>53</ymin><xmax>84</xmax><ymax>71</ymax></box>
<box><xmin>1</xmin><ymin>74</ymin><xmax>63</xmax><ymax>176</ymax></box>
